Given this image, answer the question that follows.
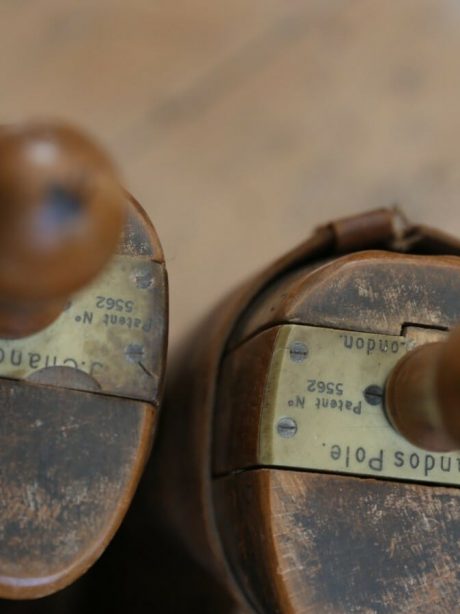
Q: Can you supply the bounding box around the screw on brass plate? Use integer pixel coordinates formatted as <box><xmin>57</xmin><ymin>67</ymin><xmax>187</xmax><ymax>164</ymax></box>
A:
<box><xmin>125</xmin><ymin>344</ymin><xmax>145</xmax><ymax>362</ymax></box>
<box><xmin>134</xmin><ymin>268</ymin><xmax>154</xmax><ymax>289</ymax></box>
<box><xmin>289</xmin><ymin>341</ymin><xmax>308</xmax><ymax>362</ymax></box>
<box><xmin>363</xmin><ymin>385</ymin><xmax>383</xmax><ymax>406</ymax></box>
<box><xmin>277</xmin><ymin>417</ymin><xmax>297</xmax><ymax>438</ymax></box>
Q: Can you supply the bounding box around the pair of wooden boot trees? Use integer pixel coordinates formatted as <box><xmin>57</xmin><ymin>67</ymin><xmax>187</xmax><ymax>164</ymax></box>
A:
<box><xmin>1</xmin><ymin>122</ymin><xmax>460</xmax><ymax>614</ymax></box>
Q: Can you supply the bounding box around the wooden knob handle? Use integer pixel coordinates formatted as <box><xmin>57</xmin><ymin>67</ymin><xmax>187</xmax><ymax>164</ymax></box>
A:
<box><xmin>385</xmin><ymin>327</ymin><xmax>460</xmax><ymax>451</ymax></box>
<box><xmin>0</xmin><ymin>121</ymin><xmax>125</xmax><ymax>337</ymax></box>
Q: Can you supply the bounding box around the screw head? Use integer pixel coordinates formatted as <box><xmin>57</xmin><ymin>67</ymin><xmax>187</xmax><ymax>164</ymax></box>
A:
<box><xmin>277</xmin><ymin>417</ymin><xmax>298</xmax><ymax>438</ymax></box>
<box><xmin>363</xmin><ymin>384</ymin><xmax>383</xmax><ymax>406</ymax></box>
<box><xmin>289</xmin><ymin>341</ymin><xmax>308</xmax><ymax>362</ymax></box>
<box><xmin>125</xmin><ymin>343</ymin><xmax>145</xmax><ymax>362</ymax></box>
<box><xmin>134</xmin><ymin>268</ymin><xmax>154</xmax><ymax>289</ymax></box>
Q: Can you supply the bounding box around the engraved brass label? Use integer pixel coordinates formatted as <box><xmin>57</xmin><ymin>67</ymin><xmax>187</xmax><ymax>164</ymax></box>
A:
<box><xmin>260</xmin><ymin>324</ymin><xmax>460</xmax><ymax>486</ymax></box>
<box><xmin>0</xmin><ymin>255</ymin><xmax>164</xmax><ymax>402</ymax></box>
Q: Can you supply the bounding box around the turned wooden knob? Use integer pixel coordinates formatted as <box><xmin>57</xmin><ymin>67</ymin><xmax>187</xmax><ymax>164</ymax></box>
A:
<box><xmin>0</xmin><ymin>121</ymin><xmax>125</xmax><ymax>337</ymax></box>
<box><xmin>385</xmin><ymin>327</ymin><xmax>460</xmax><ymax>452</ymax></box>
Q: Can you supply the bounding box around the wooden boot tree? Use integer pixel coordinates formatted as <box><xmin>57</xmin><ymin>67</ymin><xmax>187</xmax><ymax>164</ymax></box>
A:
<box><xmin>156</xmin><ymin>208</ymin><xmax>460</xmax><ymax>613</ymax></box>
<box><xmin>0</xmin><ymin>122</ymin><xmax>167</xmax><ymax>599</ymax></box>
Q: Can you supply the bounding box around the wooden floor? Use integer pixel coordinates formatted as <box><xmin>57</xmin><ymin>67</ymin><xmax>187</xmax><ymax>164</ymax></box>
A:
<box><xmin>2</xmin><ymin>0</ymin><xmax>460</xmax><ymax>351</ymax></box>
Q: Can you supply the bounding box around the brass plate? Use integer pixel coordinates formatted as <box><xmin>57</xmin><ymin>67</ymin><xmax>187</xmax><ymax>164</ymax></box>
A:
<box><xmin>0</xmin><ymin>255</ymin><xmax>165</xmax><ymax>402</ymax></box>
<box><xmin>260</xmin><ymin>324</ymin><xmax>460</xmax><ymax>486</ymax></box>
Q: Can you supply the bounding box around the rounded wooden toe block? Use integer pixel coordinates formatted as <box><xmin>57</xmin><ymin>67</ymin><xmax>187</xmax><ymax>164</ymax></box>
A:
<box><xmin>215</xmin><ymin>469</ymin><xmax>460</xmax><ymax>613</ymax></box>
<box><xmin>0</xmin><ymin>379</ymin><xmax>155</xmax><ymax>599</ymax></box>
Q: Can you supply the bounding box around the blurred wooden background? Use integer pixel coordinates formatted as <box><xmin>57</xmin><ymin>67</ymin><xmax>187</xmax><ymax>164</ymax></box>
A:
<box><xmin>2</xmin><ymin>0</ymin><xmax>460</xmax><ymax>351</ymax></box>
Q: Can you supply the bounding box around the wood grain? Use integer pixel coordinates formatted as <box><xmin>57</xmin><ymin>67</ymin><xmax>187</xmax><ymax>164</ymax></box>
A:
<box><xmin>151</xmin><ymin>211</ymin><xmax>460</xmax><ymax>612</ymax></box>
<box><xmin>2</xmin><ymin>2</ymin><xmax>460</xmax><ymax>611</ymax></box>
<box><xmin>0</xmin><ymin>188</ymin><xmax>167</xmax><ymax>599</ymax></box>
<box><xmin>215</xmin><ymin>469</ymin><xmax>460</xmax><ymax>614</ymax></box>
<box><xmin>2</xmin><ymin>1</ymin><xmax>460</xmax><ymax>350</ymax></box>
<box><xmin>0</xmin><ymin>380</ymin><xmax>156</xmax><ymax>600</ymax></box>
